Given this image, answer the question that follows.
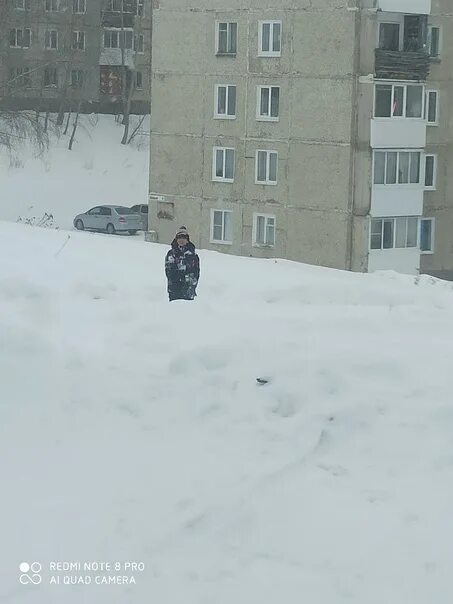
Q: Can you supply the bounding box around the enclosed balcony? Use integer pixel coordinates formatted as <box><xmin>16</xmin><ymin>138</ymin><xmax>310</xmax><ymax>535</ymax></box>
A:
<box><xmin>375</xmin><ymin>15</ymin><xmax>430</xmax><ymax>81</ymax></box>
<box><xmin>377</xmin><ymin>0</ymin><xmax>431</xmax><ymax>15</ymax></box>
<box><xmin>101</xmin><ymin>0</ymin><xmax>140</xmax><ymax>28</ymax></box>
<box><xmin>102</xmin><ymin>13</ymin><xmax>135</xmax><ymax>28</ymax></box>
<box><xmin>371</xmin><ymin>82</ymin><xmax>427</xmax><ymax>149</ymax></box>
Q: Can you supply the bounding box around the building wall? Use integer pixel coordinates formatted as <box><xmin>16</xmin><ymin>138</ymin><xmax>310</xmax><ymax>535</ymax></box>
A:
<box><xmin>356</xmin><ymin>0</ymin><xmax>453</xmax><ymax>276</ymax></box>
<box><xmin>149</xmin><ymin>0</ymin><xmax>453</xmax><ymax>277</ymax></box>
<box><xmin>420</xmin><ymin>0</ymin><xmax>453</xmax><ymax>279</ymax></box>
<box><xmin>0</xmin><ymin>0</ymin><xmax>151</xmax><ymax>113</ymax></box>
<box><xmin>149</xmin><ymin>0</ymin><xmax>360</xmax><ymax>270</ymax></box>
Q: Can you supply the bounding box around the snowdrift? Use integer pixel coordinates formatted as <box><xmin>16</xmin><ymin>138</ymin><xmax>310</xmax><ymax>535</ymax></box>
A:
<box><xmin>1</xmin><ymin>221</ymin><xmax>453</xmax><ymax>603</ymax></box>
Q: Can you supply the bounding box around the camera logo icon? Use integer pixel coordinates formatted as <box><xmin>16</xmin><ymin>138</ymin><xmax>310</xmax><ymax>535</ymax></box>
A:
<box><xmin>19</xmin><ymin>562</ymin><xmax>42</xmax><ymax>585</ymax></box>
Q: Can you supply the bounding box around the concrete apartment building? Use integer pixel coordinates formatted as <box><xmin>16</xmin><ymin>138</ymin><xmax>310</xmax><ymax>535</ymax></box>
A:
<box><xmin>0</xmin><ymin>0</ymin><xmax>151</xmax><ymax>114</ymax></box>
<box><xmin>148</xmin><ymin>0</ymin><xmax>453</xmax><ymax>277</ymax></box>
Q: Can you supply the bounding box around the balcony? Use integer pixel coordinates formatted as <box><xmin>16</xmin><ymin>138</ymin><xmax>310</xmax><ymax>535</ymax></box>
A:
<box><xmin>375</xmin><ymin>49</ymin><xmax>430</xmax><ymax>81</ymax></box>
<box><xmin>100</xmin><ymin>48</ymin><xmax>135</xmax><ymax>67</ymax></box>
<box><xmin>371</xmin><ymin>188</ymin><xmax>424</xmax><ymax>217</ymax></box>
<box><xmin>371</xmin><ymin>119</ymin><xmax>426</xmax><ymax>149</ymax></box>
<box><xmin>102</xmin><ymin>12</ymin><xmax>135</xmax><ymax>28</ymax></box>
<box><xmin>375</xmin><ymin>14</ymin><xmax>430</xmax><ymax>81</ymax></box>
<box><xmin>377</xmin><ymin>0</ymin><xmax>431</xmax><ymax>15</ymax></box>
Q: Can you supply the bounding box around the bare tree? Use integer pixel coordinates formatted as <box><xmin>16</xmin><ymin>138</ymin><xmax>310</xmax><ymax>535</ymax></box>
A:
<box><xmin>121</xmin><ymin>0</ymin><xmax>143</xmax><ymax>144</ymax></box>
<box><xmin>126</xmin><ymin>113</ymin><xmax>145</xmax><ymax>144</ymax></box>
<box><xmin>0</xmin><ymin>108</ymin><xmax>52</xmax><ymax>156</ymax></box>
<box><xmin>64</xmin><ymin>107</ymin><xmax>72</xmax><ymax>135</ymax></box>
<box><xmin>68</xmin><ymin>100</ymin><xmax>83</xmax><ymax>150</ymax></box>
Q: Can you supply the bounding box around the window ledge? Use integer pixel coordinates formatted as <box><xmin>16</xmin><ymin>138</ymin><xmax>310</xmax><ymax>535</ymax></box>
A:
<box><xmin>210</xmin><ymin>239</ymin><xmax>233</xmax><ymax>246</ymax></box>
<box><xmin>215</xmin><ymin>52</ymin><xmax>237</xmax><ymax>58</ymax></box>
<box><xmin>253</xmin><ymin>243</ymin><xmax>275</xmax><ymax>248</ymax></box>
<box><xmin>372</xmin><ymin>117</ymin><xmax>425</xmax><ymax>122</ymax></box>
<box><xmin>256</xmin><ymin>117</ymin><xmax>279</xmax><ymax>123</ymax></box>
<box><xmin>373</xmin><ymin>184</ymin><xmax>424</xmax><ymax>189</ymax></box>
<box><xmin>429</xmin><ymin>57</ymin><xmax>441</xmax><ymax>63</ymax></box>
<box><xmin>213</xmin><ymin>115</ymin><xmax>236</xmax><ymax>120</ymax></box>
<box><xmin>212</xmin><ymin>179</ymin><xmax>234</xmax><ymax>184</ymax></box>
<box><xmin>421</xmin><ymin>250</ymin><xmax>434</xmax><ymax>255</ymax></box>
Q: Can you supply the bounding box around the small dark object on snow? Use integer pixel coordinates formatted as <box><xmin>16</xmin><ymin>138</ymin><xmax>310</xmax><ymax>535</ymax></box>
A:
<box><xmin>256</xmin><ymin>378</ymin><xmax>269</xmax><ymax>385</ymax></box>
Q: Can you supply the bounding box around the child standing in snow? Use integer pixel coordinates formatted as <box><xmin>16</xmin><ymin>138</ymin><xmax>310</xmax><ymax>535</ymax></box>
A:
<box><xmin>165</xmin><ymin>227</ymin><xmax>200</xmax><ymax>301</ymax></box>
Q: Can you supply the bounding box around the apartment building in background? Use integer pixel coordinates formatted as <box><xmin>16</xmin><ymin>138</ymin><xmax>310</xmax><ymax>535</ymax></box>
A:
<box><xmin>0</xmin><ymin>0</ymin><xmax>151</xmax><ymax>114</ymax></box>
<box><xmin>148</xmin><ymin>0</ymin><xmax>453</xmax><ymax>278</ymax></box>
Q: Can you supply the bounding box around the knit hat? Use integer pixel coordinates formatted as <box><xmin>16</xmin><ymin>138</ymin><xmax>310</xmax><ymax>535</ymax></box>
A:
<box><xmin>175</xmin><ymin>226</ymin><xmax>189</xmax><ymax>239</ymax></box>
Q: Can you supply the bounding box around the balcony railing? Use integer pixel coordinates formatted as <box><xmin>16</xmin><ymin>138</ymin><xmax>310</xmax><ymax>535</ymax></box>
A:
<box><xmin>375</xmin><ymin>49</ymin><xmax>430</xmax><ymax>81</ymax></box>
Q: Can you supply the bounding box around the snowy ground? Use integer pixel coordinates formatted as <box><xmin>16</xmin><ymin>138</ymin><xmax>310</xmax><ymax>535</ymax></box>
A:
<box><xmin>1</xmin><ymin>221</ymin><xmax>453</xmax><ymax>603</ymax></box>
<box><xmin>0</xmin><ymin>115</ymin><xmax>149</xmax><ymax>231</ymax></box>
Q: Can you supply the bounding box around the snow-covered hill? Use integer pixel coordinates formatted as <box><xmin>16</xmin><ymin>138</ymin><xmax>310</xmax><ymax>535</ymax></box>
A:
<box><xmin>1</xmin><ymin>221</ymin><xmax>453</xmax><ymax>603</ymax></box>
<box><xmin>0</xmin><ymin>115</ymin><xmax>149</xmax><ymax>230</ymax></box>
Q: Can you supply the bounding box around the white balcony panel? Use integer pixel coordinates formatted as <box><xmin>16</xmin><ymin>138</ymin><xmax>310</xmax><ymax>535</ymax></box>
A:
<box><xmin>371</xmin><ymin>119</ymin><xmax>426</xmax><ymax>149</ymax></box>
<box><xmin>368</xmin><ymin>248</ymin><xmax>420</xmax><ymax>275</ymax></box>
<box><xmin>371</xmin><ymin>187</ymin><xmax>424</xmax><ymax>217</ymax></box>
<box><xmin>377</xmin><ymin>0</ymin><xmax>431</xmax><ymax>15</ymax></box>
<box><xmin>100</xmin><ymin>48</ymin><xmax>135</xmax><ymax>67</ymax></box>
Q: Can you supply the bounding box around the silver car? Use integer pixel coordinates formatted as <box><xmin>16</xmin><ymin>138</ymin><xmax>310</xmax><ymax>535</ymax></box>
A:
<box><xmin>73</xmin><ymin>205</ymin><xmax>143</xmax><ymax>235</ymax></box>
<box><xmin>130</xmin><ymin>204</ymin><xmax>149</xmax><ymax>231</ymax></box>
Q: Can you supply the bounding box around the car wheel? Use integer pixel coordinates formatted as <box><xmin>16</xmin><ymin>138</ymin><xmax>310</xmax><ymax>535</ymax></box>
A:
<box><xmin>106</xmin><ymin>223</ymin><xmax>115</xmax><ymax>235</ymax></box>
<box><xmin>129</xmin><ymin>230</ymin><xmax>138</xmax><ymax>235</ymax></box>
<box><xmin>75</xmin><ymin>219</ymin><xmax>84</xmax><ymax>230</ymax></box>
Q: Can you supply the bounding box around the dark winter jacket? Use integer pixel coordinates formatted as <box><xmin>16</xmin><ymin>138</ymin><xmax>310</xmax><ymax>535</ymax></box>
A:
<box><xmin>165</xmin><ymin>239</ymin><xmax>200</xmax><ymax>301</ymax></box>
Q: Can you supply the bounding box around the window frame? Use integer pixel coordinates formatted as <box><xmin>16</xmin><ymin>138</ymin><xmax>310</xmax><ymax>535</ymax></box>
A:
<box><xmin>73</xmin><ymin>0</ymin><xmax>86</xmax><ymax>13</ymax></box>
<box><xmin>210</xmin><ymin>209</ymin><xmax>233</xmax><ymax>245</ymax></box>
<box><xmin>377</xmin><ymin>19</ymin><xmax>403</xmax><ymax>51</ymax></box>
<box><xmin>71</xmin><ymin>69</ymin><xmax>84</xmax><ymax>89</ymax></box>
<box><xmin>420</xmin><ymin>218</ymin><xmax>435</xmax><ymax>254</ymax></box>
<box><xmin>45</xmin><ymin>30</ymin><xmax>59</xmax><ymax>50</ymax></box>
<box><xmin>253</xmin><ymin>213</ymin><xmax>276</xmax><ymax>247</ymax></box>
<box><xmin>45</xmin><ymin>0</ymin><xmax>59</xmax><ymax>12</ymax></box>
<box><xmin>369</xmin><ymin>217</ymin><xmax>419</xmax><ymax>250</ymax></box>
<box><xmin>215</xmin><ymin>21</ymin><xmax>238</xmax><ymax>56</ymax></box>
<box><xmin>212</xmin><ymin>147</ymin><xmax>235</xmax><ymax>183</ymax></box>
<box><xmin>15</xmin><ymin>0</ymin><xmax>31</xmax><ymax>10</ymax></box>
<box><xmin>135</xmin><ymin>71</ymin><xmax>143</xmax><ymax>90</ymax></box>
<box><xmin>104</xmin><ymin>29</ymin><xmax>119</xmax><ymax>49</ymax></box>
<box><xmin>257</xmin><ymin>85</ymin><xmax>280</xmax><ymax>122</ymax></box>
<box><xmin>43</xmin><ymin>67</ymin><xmax>58</xmax><ymax>88</ymax></box>
<box><xmin>134</xmin><ymin>34</ymin><xmax>144</xmax><ymax>53</ymax></box>
<box><xmin>136</xmin><ymin>0</ymin><xmax>145</xmax><ymax>16</ymax></box>
<box><xmin>428</xmin><ymin>25</ymin><xmax>441</xmax><ymax>59</ymax></box>
<box><xmin>373</xmin><ymin>150</ymin><xmax>422</xmax><ymax>186</ymax></box>
<box><xmin>258</xmin><ymin>20</ymin><xmax>282</xmax><ymax>57</ymax></box>
<box><xmin>255</xmin><ymin>150</ymin><xmax>278</xmax><ymax>185</ymax></box>
<box><xmin>425</xmin><ymin>89</ymin><xmax>439</xmax><ymax>126</ymax></box>
<box><xmin>374</xmin><ymin>83</ymin><xmax>425</xmax><ymax>119</ymax></box>
<box><xmin>72</xmin><ymin>30</ymin><xmax>85</xmax><ymax>51</ymax></box>
<box><xmin>424</xmin><ymin>154</ymin><xmax>437</xmax><ymax>190</ymax></box>
<box><xmin>9</xmin><ymin>66</ymin><xmax>32</xmax><ymax>88</ymax></box>
<box><xmin>9</xmin><ymin>28</ymin><xmax>32</xmax><ymax>49</ymax></box>
<box><xmin>214</xmin><ymin>84</ymin><xmax>237</xmax><ymax>119</ymax></box>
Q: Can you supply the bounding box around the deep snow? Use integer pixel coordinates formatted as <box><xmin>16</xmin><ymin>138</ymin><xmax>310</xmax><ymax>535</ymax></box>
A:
<box><xmin>0</xmin><ymin>114</ymin><xmax>149</xmax><ymax>231</ymax></box>
<box><xmin>1</xmin><ymin>221</ymin><xmax>453</xmax><ymax>603</ymax></box>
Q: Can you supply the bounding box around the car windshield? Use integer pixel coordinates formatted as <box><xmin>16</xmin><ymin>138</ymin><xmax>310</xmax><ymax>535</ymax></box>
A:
<box><xmin>114</xmin><ymin>207</ymin><xmax>135</xmax><ymax>215</ymax></box>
